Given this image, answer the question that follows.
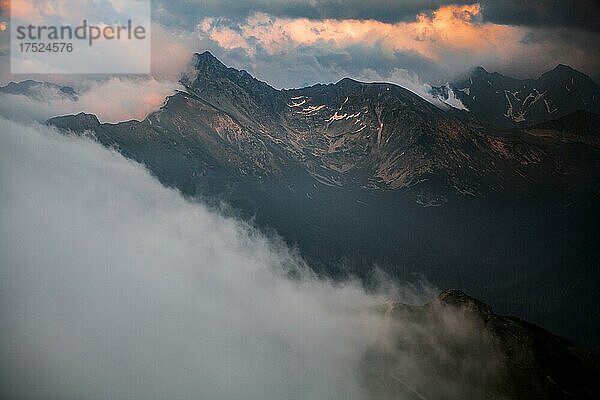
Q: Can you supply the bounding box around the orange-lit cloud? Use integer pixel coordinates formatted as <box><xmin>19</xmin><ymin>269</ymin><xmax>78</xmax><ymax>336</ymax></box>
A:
<box><xmin>2</xmin><ymin>0</ymin><xmax>104</xmax><ymax>23</ymax></box>
<box><xmin>199</xmin><ymin>4</ymin><xmax>523</xmax><ymax>62</ymax></box>
<box><xmin>3</xmin><ymin>0</ymin><xmax>52</xmax><ymax>22</ymax></box>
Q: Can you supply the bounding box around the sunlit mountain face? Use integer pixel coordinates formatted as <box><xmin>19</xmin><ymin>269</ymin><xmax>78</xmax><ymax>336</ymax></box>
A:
<box><xmin>1</xmin><ymin>1</ymin><xmax>600</xmax><ymax>399</ymax></box>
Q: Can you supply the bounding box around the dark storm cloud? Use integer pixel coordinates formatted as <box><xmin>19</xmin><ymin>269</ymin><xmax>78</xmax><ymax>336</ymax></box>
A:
<box><xmin>154</xmin><ymin>0</ymin><xmax>600</xmax><ymax>33</ymax></box>
<box><xmin>480</xmin><ymin>0</ymin><xmax>600</xmax><ymax>32</ymax></box>
<box><xmin>153</xmin><ymin>0</ymin><xmax>479</xmax><ymax>26</ymax></box>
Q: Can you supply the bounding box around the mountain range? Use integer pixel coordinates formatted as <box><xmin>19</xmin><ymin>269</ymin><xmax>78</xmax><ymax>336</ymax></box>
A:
<box><xmin>47</xmin><ymin>52</ymin><xmax>600</xmax><ymax>346</ymax></box>
<box><xmin>432</xmin><ymin>64</ymin><xmax>600</xmax><ymax>128</ymax></box>
<box><xmin>0</xmin><ymin>79</ymin><xmax>78</xmax><ymax>101</ymax></box>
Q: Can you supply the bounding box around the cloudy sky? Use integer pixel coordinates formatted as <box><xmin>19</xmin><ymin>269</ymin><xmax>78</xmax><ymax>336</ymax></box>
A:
<box><xmin>0</xmin><ymin>0</ymin><xmax>599</xmax><ymax>90</ymax></box>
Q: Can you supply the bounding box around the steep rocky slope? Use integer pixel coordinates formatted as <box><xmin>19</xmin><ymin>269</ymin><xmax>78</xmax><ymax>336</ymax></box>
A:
<box><xmin>47</xmin><ymin>53</ymin><xmax>600</xmax><ymax>345</ymax></box>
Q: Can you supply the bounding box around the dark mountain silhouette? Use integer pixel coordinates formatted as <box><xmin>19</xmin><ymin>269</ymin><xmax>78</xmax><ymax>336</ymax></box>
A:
<box><xmin>432</xmin><ymin>65</ymin><xmax>600</xmax><ymax>128</ymax></box>
<box><xmin>0</xmin><ymin>80</ymin><xmax>78</xmax><ymax>101</ymax></box>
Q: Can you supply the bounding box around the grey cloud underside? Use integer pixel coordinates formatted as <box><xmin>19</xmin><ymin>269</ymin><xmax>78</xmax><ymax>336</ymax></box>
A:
<box><xmin>481</xmin><ymin>0</ymin><xmax>600</xmax><ymax>32</ymax></box>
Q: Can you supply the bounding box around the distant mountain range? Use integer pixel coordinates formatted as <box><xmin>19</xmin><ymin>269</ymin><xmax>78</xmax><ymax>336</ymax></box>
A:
<box><xmin>0</xmin><ymin>79</ymin><xmax>78</xmax><ymax>101</ymax></box>
<box><xmin>432</xmin><ymin>64</ymin><xmax>600</xmax><ymax>128</ymax></box>
<box><xmin>47</xmin><ymin>52</ymin><xmax>599</xmax><ymax>346</ymax></box>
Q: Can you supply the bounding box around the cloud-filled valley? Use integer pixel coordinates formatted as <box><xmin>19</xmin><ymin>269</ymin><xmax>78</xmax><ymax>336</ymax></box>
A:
<box><xmin>1</xmin><ymin>118</ymin><xmax>507</xmax><ymax>399</ymax></box>
<box><xmin>0</xmin><ymin>117</ymin><xmax>384</xmax><ymax>399</ymax></box>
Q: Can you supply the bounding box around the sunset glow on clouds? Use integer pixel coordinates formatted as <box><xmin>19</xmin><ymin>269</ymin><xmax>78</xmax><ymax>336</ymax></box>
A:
<box><xmin>2</xmin><ymin>0</ymin><xmax>133</xmax><ymax>20</ymax></box>
<box><xmin>198</xmin><ymin>4</ymin><xmax>521</xmax><ymax>62</ymax></box>
<box><xmin>2</xmin><ymin>0</ymin><xmax>87</xmax><ymax>23</ymax></box>
<box><xmin>189</xmin><ymin>2</ymin><xmax>598</xmax><ymax>89</ymax></box>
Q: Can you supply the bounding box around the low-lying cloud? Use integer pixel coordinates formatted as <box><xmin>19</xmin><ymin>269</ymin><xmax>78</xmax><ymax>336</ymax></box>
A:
<box><xmin>0</xmin><ymin>118</ymin><xmax>390</xmax><ymax>399</ymax></box>
<box><xmin>0</xmin><ymin>118</ymin><xmax>505</xmax><ymax>399</ymax></box>
<box><xmin>355</xmin><ymin>68</ymin><xmax>467</xmax><ymax>110</ymax></box>
<box><xmin>0</xmin><ymin>77</ymin><xmax>181</xmax><ymax>123</ymax></box>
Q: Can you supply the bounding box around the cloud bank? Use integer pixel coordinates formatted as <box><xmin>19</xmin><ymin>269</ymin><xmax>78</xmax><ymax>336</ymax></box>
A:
<box><xmin>0</xmin><ymin>118</ymin><xmax>398</xmax><ymax>399</ymax></box>
<box><xmin>0</xmin><ymin>117</ymin><xmax>507</xmax><ymax>399</ymax></box>
<box><xmin>199</xmin><ymin>5</ymin><xmax>514</xmax><ymax>60</ymax></box>
<box><xmin>193</xmin><ymin>4</ymin><xmax>599</xmax><ymax>87</ymax></box>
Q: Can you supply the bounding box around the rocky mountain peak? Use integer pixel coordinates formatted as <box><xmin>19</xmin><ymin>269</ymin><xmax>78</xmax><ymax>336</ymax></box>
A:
<box><xmin>553</xmin><ymin>63</ymin><xmax>575</xmax><ymax>72</ymax></box>
<box><xmin>181</xmin><ymin>52</ymin><xmax>276</xmax><ymax>98</ymax></box>
<box><xmin>472</xmin><ymin>65</ymin><xmax>490</xmax><ymax>75</ymax></box>
<box><xmin>181</xmin><ymin>51</ymin><xmax>228</xmax><ymax>86</ymax></box>
<box><xmin>437</xmin><ymin>289</ymin><xmax>493</xmax><ymax>319</ymax></box>
<box><xmin>548</xmin><ymin>63</ymin><xmax>577</xmax><ymax>75</ymax></box>
<box><xmin>540</xmin><ymin>63</ymin><xmax>592</xmax><ymax>83</ymax></box>
<box><xmin>193</xmin><ymin>50</ymin><xmax>218</xmax><ymax>62</ymax></box>
<box><xmin>190</xmin><ymin>51</ymin><xmax>227</xmax><ymax>72</ymax></box>
<box><xmin>335</xmin><ymin>77</ymin><xmax>363</xmax><ymax>87</ymax></box>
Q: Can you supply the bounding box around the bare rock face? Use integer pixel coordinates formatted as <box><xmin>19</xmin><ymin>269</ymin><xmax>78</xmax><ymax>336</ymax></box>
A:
<box><xmin>437</xmin><ymin>288</ymin><xmax>494</xmax><ymax>323</ymax></box>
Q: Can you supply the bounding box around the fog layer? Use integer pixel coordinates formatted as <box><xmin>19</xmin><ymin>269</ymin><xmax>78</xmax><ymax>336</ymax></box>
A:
<box><xmin>0</xmin><ymin>118</ymin><xmax>505</xmax><ymax>400</ymax></box>
<box><xmin>0</xmin><ymin>118</ymin><xmax>398</xmax><ymax>399</ymax></box>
